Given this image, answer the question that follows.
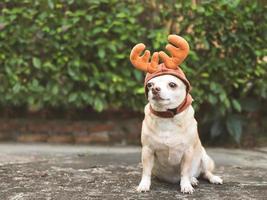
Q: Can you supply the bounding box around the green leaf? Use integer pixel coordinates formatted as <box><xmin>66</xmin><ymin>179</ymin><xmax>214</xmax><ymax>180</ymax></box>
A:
<box><xmin>232</xmin><ymin>99</ymin><xmax>241</xmax><ymax>112</ymax></box>
<box><xmin>48</xmin><ymin>0</ymin><xmax>54</xmax><ymax>9</ymax></box>
<box><xmin>98</xmin><ymin>49</ymin><xmax>105</xmax><ymax>59</ymax></box>
<box><xmin>94</xmin><ymin>98</ymin><xmax>104</xmax><ymax>112</ymax></box>
<box><xmin>12</xmin><ymin>84</ymin><xmax>20</xmax><ymax>93</ymax></box>
<box><xmin>134</xmin><ymin>87</ymin><xmax>144</xmax><ymax>94</ymax></box>
<box><xmin>68</xmin><ymin>93</ymin><xmax>77</xmax><ymax>102</ymax></box>
<box><xmin>32</xmin><ymin>57</ymin><xmax>41</xmax><ymax>69</ymax></box>
<box><xmin>52</xmin><ymin>85</ymin><xmax>59</xmax><ymax>95</ymax></box>
<box><xmin>133</xmin><ymin>70</ymin><xmax>143</xmax><ymax>81</ymax></box>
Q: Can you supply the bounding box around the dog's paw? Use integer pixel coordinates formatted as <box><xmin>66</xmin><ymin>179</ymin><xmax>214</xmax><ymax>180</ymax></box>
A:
<box><xmin>209</xmin><ymin>175</ymin><xmax>223</xmax><ymax>184</ymax></box>
<box><xmin>180</xmin><ymin>182</ymin><xmax>194</xmax><ymax>194</ymax></box>
<box><xmin>190</xmin><ymin>177</ymin><xmax>199</xmax><ymax>187</ymax></box>
<box><xmin>136</xmin><ymin>178</ymin><xmax>151</xmax><ymax>192</ymax></box>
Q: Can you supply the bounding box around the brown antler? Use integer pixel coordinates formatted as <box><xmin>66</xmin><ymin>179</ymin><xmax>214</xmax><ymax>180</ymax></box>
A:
<box><xmin>130</xmin><ymin>43</ymin><xmax>159</xmax><ymax>73</ymax></box>
<box><xmin>159</xmin><ymin>35</ymin><xmax>189</xmax><ymax>69</ymax></box>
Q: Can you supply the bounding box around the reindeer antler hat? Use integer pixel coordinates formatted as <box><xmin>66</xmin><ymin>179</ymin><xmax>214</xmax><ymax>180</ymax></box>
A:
<box><xmin>130</xmin><ymin>35</ymin><xmax>193</xmax><ymax>117</ymax></box>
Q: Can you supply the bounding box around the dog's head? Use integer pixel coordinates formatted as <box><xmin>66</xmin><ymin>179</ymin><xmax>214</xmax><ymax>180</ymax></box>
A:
<box><xmin>130</xmin><ymin>35</ymin><xmax>192</xmax><ymax>112</ymax></box>
<box><xmin>146</xmin><ymin>74</ymin><xmax>186</xmax><ymax>110</ymax></box>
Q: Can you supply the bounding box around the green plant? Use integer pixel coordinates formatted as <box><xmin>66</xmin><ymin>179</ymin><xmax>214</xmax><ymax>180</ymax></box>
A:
<box><xmin>0</xmin><ymin>0</ymin><xmax>147</xmax><ymax>111</ymax></box>
<box><xmin>0</xmin><ymin>0</ymin><xmax>266</xmax><ymax>144</ymax></box>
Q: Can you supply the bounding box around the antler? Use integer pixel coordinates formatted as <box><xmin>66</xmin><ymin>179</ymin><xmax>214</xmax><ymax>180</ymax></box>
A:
<box><xmin>159</xmin><ymin>35</ymin><xmax>189</xmax><ymax>69</ymax></box>
<box><xmin>130</xmin><ymin>43</ymin><xmax>159</xmax><ymax>73</ymax></box>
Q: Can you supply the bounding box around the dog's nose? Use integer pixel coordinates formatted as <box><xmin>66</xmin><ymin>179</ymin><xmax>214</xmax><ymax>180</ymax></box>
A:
<box><xmin>152</xmin><ymin>86</ymin><xmax>161</xmax><ymax>94</ymax></box>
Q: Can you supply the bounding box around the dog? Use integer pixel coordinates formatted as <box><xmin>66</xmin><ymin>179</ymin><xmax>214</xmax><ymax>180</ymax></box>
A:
<box><xmin>130</xmin><ymin>35</ymin><xmax>223</xmax><ymax>194</ymax></box>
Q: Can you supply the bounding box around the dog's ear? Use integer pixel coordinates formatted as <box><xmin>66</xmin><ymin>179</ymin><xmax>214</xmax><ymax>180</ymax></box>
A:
<box><xmin>159</xmin><ymin>35</ymin><xmax>189</xmax><ymax>69</ymax></box>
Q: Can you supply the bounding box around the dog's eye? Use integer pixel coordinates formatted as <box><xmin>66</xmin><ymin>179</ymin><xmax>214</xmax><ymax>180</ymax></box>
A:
<box><xmin>169</xmin><ymin>82</ymin><xmax>177</xmax><ymax>88</ymax></box>
<box><xmin>147</xmin><ymin>82</ymin><xmax>153</xmax><ymax>88</ymax></box>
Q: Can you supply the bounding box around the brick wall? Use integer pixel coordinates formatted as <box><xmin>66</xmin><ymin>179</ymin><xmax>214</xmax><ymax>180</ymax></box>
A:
<box><xmin>0</xmin><ymin>118</ymin><xmax>142</xmax><ymax>145</ymax></box>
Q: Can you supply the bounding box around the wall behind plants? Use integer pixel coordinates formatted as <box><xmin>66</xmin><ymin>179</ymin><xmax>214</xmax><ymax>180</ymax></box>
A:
<box><xmin>0</xmin><ymin>0</ymin><xmax>266</xmax><ymax>144</ymax></box>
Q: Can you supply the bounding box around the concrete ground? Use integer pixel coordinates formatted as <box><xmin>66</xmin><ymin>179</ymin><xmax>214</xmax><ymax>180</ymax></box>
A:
<box><xmin>0</xmin><ymin>144</ymin><xmax>266</xmax><ymax>200</ymax></box>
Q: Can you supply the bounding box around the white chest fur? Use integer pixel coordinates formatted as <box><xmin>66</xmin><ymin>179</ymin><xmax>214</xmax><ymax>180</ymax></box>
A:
<box><xmin>142</xmin><ymin>104</ymin><xmax>197</xmax><ymax>165</ymax></box>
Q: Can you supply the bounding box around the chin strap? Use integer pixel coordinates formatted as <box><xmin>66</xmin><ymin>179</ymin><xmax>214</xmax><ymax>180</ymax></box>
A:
<box><xmin>149</xmin><ymin>94</ymin><xmax>193</xmax><ymax>118</ymax></box>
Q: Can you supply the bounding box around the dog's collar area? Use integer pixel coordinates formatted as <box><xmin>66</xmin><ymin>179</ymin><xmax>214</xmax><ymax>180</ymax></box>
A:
<box><xmin>149</xmin><ymin>94</ymin><xmax>193</xmax><ymax>118</ymax></box>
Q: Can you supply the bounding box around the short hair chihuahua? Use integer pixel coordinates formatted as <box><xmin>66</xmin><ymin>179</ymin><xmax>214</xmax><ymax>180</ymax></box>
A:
<box><xmin>130</xmin><ymin>35</ymin><xmax>223</xmax><ymax>194</ymax></box>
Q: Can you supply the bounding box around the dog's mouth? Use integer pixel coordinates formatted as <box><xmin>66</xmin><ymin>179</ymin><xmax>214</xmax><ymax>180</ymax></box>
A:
<box><xmin>152</xmin><ymin>95</ymin><xmax>169</xmax><ymax>101</ymax></box>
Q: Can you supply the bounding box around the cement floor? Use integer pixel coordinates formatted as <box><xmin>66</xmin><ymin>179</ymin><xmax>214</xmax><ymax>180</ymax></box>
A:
<box><xmin>0</xmin><ymin>144</ymin><xmax>266</xmax><ymax>200</ymax></box>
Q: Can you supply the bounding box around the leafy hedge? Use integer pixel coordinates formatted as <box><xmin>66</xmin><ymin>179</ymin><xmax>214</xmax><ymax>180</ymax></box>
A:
<box><xmin>0</xmin><ymin>0</ymin><xmax>266</xmax><ymax>143</ymax></box>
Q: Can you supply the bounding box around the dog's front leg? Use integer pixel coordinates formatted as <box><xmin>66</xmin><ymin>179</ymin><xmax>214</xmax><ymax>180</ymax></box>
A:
<box><xmin>137</xmin><ymin>146</ymin><xmax>154</xmax><ymax>192</ymax></box>
<box><xmin>180</xmin><ymin>147</ymin><xmax>194</xmax><ymax>194</ymax></box>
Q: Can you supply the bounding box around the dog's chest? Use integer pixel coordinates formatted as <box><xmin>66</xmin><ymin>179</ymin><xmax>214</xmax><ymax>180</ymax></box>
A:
<box><xmin>142</xmin><ymin>105</ymin><xmax>197</xmax><ymax>165</ymax></box>
<box><xmin>149</xmin><ymin>124</ymin><xmax>187</xmax><ymax>166</ymax></box>
<box><xmin>144</xmin><ymin>117</ymin><xmax>188</xmax><ymax>151</ymax></box>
